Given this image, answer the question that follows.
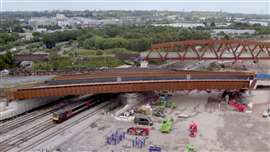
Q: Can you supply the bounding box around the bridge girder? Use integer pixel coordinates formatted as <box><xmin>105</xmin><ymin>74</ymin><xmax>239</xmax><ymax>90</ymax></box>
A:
<box><xmin>8</xmin><ymin>80</ymin><xmax>250</xmax><ymax>100</ymax></box>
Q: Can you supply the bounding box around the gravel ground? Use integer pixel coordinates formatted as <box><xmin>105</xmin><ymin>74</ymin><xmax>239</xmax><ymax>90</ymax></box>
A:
<box><xmin>51</xmin><ymin>92</ymin><xmax>270</xmax><ymax>152</ymax></box>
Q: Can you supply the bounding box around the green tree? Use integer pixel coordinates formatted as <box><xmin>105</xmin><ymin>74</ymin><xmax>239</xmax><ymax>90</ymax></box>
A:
<box><xmin>128</xmin><ymin>38</ymin><xmax>151</xmax><ymax>52</ymax></box>
<box><xmin>104</xmin><ymin>26</ymin><xmax>121</xmax><ymax>37</ymax></box>
<box><xmin>43</xmin><ymin>34</ymin><xmax>56</xmax><ymax>48</ymax></box>
<box><xmin>0</xmin><ymin>50</ymin><xmax>14</xmax><ymax>69</ymax></box>
<box><xmin>77</xmin><ymin>32</ymin><xmax>94</xmax><ymax>46</ymax></box>
<box><xmin>103</xmin><ymin>37</ymin><xmax>129</xmax><ymax>49</ymax></box>
<box><xmin>83</xmin><ymin>36</ymin><xmax>105</xmax><ymax>49</ymax></box>
<box><xmin>4</xmin><ymin>50</ymin><xmax>14</xmax><ymax>67</ymax></box>
<box><xmin>210</xmin><ymin>22</ymin><xmax>216</xmax><ymax>27</ymax></box>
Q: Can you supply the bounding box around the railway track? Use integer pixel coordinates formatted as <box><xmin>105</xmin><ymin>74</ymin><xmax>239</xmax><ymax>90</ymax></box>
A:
<box><xmin>16</xmin><ymin>101</ymin><xmax>111</xmax><ymax>152</ymax></box>
<box><xmin>0</xmin><ymin>97</ymin><xmax>76</xmax><ymax>135</ymax></box>
<box><xmin>0</xmin><ymin>96</ymin><xmax>112</xmax><ymax>152</ymax></box>
<box><xmin>0</xmin><ymin>108</ymin><xmax>55</xmax><ymax>135</ymax></box>
<box><xmin>0</xmin><ymin>119</ymin><xmax>55</xmax><ymax>152</ymax></box>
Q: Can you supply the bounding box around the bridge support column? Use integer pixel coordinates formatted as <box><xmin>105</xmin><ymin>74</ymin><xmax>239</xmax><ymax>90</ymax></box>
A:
<box><xmin>115</xmin><ymin>93</ymin><xmax>140</xmax><ymax>117</ymax></box>
<box><xmin>249</xmin><ymin>80</ymin><xmax>258</xmax><ymax>94</ymax></box>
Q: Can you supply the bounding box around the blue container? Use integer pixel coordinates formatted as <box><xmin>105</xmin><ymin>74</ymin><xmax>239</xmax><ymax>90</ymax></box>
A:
<box><xmin>149</xmin><ymin>146</ymin><xmax>161</xmax><ymax>152</ymax></box>
<box><xmin>256</xmin><ymin>73</ymin><xmax>270</xmax><ymax>79</ymax></box>
<box><xmin>132</xmin><ymin>137</ymin><xmax>145</xmax><ymax>148</ymax></box>
<box><xmin>106</xmin><ymin>131</ymin><xmax>125</xmax><ymax>145</ymax></box>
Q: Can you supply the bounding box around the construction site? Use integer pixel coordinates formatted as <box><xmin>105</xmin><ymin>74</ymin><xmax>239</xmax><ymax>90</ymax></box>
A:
<box><xmin>0</xmin><ymin>40</ymin><xmax>270</xmax><ymax>152</ymax></box>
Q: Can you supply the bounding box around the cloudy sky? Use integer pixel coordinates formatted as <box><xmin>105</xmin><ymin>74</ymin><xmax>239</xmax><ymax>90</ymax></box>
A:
<box><xmin>1</xmin><ymin>0</ymin><xmax>269</xmax><ymax>14</ymax></box>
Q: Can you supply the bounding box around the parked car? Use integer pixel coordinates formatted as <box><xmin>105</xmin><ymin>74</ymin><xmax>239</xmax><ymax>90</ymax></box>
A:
<box><xmin>134</xmin><ymin>114</ymin><xmax>153</xmax><ymax>126</ymax></box>
<box><xmin>127</xmin><ymin>127</ymin><xmax>149</xmax><ymax>136</ymax></box>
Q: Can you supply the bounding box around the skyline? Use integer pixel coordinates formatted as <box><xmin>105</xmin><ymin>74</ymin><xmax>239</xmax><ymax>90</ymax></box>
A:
<box><xmin>0</xmin><ymin>0</ymin><xmax>269</xmax><ymax>15</ymax></box>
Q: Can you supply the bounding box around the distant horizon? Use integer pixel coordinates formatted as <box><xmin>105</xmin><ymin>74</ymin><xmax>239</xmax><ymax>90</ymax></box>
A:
<box><xmin>1</xmin><ymin>9</ymin><xmax>269</xmax><ymax>17</ymax></box>
<box><xmin>1</xmin><ymin>0</ymin><xmax>269</xmax><ymax>15</ymax></box>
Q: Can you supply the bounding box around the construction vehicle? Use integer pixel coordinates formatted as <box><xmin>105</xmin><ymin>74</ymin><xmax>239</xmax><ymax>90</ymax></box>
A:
<box><xmin>262</xmin><ymin>108</ymin><xmax>270</xmax><ymax>118</ymax></box>
<box><xmin>228</xmin><ymin>100</ymin><xmax>246</xmax><ymax>112</ymax></box>
<box><xmin>160</xmin><ymin>118</ymin><xmax>173</xmax><ymax>133</ymax></box>
<box><xmin>189</xmin><ymin>121</ymin><xmax>198</xmax><ymax>137</ymax></box>
<box><xmin>127</xmin><ymin>127</ymin><xmax>149</xmax><ymax>136</ymax></box>
<box><xmin>184</xmin><ymin>144</ymin><xmax>195</xmax><ymax>152</ymax></box>
<box><xmin>158</xmin><ymin>92</ymin><xmax>176</xmax><ymax>109</ymax></box>
<box><xmin>166</xmin><ymin>101</ymin><xmax>177</xmax><ymax>109</ymax></box>
<box><xmin>153</xmin><ymin>107</ymin><xmax>165</xmax><ymax>118</ymax></box>
<box><xmin>153</xmin><ymin>110</ymin><xmax>165</xmax><ymax>118</ymax></box>
<box><xmin>160</xmin><ymin>100</ymin><xmax>176</xmax><ymax>109</ymax></box>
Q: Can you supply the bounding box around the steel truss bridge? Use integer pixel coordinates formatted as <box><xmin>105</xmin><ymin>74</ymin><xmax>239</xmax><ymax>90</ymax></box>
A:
<box><xmin>142</xmin><ymin>40</ymin><xmax>270</xmax><ymax>61</ymax></box>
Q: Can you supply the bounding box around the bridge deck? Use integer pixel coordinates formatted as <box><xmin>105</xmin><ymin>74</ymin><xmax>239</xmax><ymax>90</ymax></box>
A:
<box><xmin>6</xmin><ymin>70</ymin><xmax>255</xmax><ymax>100</ymax></box>
<box><xmin>53</xmin><ymin>68</ymin><xmax>255</xmax><ymax>80</ymax></box>
<box><xmin>9</xmin><ymin>80</ymin><xmax>250</xmax><ymax>100</ymax></box>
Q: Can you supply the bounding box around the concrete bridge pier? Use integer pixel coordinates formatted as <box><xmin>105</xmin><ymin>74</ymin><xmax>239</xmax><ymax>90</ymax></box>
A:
<box><xmin>115</xmin><ymin>93</ymin><xmax>141</xmax><ymax>117</ymax></box>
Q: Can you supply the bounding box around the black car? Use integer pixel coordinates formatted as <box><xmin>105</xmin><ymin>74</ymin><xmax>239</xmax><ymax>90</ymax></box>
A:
<box><xmin>134</xmin><ymin>114</ymin><xmax>153</xmax><ymax>126</ymax></box>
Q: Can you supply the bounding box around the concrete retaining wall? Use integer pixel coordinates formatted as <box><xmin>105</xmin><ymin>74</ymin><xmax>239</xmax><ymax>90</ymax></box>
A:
<box><xmin>0</xmin><ymin>97</ymin><xmax>60</xmax><ymax>120</ymax></box>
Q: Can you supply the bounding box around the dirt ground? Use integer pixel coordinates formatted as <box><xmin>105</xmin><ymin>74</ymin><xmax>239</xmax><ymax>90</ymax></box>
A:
<box><xmin>55</xmin><ymin>92</ymin><xmax>270</xmax><ymax>152</ymax></box>
<box><xmin>248</xmin><ymin>90</ymin><xmax>270</xmax><ymax>117</ymax></box>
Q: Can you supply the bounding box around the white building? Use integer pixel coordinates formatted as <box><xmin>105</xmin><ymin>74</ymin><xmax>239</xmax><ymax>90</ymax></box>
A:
<box><xmin>248</xmin><ymin>20</ymin><xmax>269</xmax><ymax>26</ymax></box>
<box><xmin>35</xmin><ymin>28</ymin><xmax>47</xmax><ymax>32</ymax></box>
<box><xmin>153</xmin><ymin>22</ymin><xmax>205</xmax><ymax>28</ymax></box>
<box><xmin>29</xmin><ymin>17</ymin><xmax>57</xmax><ymax>27</ymax></box>
<box><xmin>212</xmin><ymin>29</ymin><xmax>256</xmax><ymax>36</ymax></box>
<box><xmin>56</xmin><ymin>14</ymin><xmax>67</xmax><ymax>20</ymax></box>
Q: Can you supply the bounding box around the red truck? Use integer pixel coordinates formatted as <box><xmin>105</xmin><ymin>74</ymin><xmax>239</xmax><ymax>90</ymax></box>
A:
<box><xmin>228</xmin><ymin>100</ymin><xmax>246</xmax><ymax>112</ymax></box>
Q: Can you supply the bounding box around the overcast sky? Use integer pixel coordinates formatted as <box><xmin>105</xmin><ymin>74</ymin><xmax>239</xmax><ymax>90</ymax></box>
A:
<box><xmin>1</xmin><ymin>0</ymin><xmax>269</xmax><ymax>15</ymax></box>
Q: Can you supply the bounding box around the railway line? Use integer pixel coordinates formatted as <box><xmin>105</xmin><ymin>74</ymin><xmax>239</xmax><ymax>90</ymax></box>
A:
<box><xmin>0</xmin><ymin>94</ymin><xmax>117</xmax><ymax>152</ymax></box>
<box><xmin>0</xmin><ymin>119</ymin><xmax>55</xmax><ymax>152</ymax></box>
<box><xmin>0</xmin><ymin>96</ymin><xmax>76</xmax><ymax>134</ymax></box>
<box><xmin>12</xmin><ymin>101</ymin><xmax>111</xmax><ymax>152</ymax></box>
<box><xmin>0</xmin><ymin>108</ymin><xmax>54</xmax><ymax>134</ymax></box>
<box><xmin>0</xmin><ymin>95</ymin><xmax>99</xmax><ymax>135</ymax></box>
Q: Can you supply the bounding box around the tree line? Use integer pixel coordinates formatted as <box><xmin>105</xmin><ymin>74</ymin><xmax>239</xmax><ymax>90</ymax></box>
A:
<box><xmin>0</xmin><ymin>33</ymin><xmax>19</xmax><ymax>51</ymax></box>
<box><xmin>40</xmin><ymin>25</ymin><xmax>211</xmax><ymax>51</ymax></box>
